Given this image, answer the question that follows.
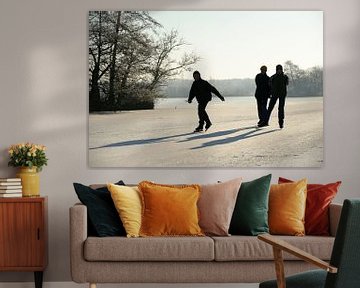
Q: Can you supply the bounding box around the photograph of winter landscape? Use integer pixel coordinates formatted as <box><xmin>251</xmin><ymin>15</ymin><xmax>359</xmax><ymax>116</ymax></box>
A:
<box><xmin>88</xmin><ymin>11</ymin><xmax>323</xmax><ymax>167</ymax></box>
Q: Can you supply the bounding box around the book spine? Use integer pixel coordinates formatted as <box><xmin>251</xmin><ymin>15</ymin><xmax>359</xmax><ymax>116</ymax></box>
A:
<box><xmin>0</xmin><ymin>190</ymin><xmax>23</xmax><ymax>193</ymax></box>
<box><xmin>0</xmin><ymin>183</ymin><xmax>22</xmax><ymax>186</ymax></box>
<box><xmin>0</xmin><ymin>178</ymin><xmax>21</xmax><ymax>182</ymax></box>
<box><xmin>0</xmin><ymin>194</ymin><xmax>22</xmax><ymax>197</ymax></box>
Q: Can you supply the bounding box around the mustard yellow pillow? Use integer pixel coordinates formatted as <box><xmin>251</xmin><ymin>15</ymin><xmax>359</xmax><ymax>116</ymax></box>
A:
<box><xmin>138</xmin><ymin>181</ymin><xmax>204</xmax><ymax>237</ymax></box>
<box><xmin>269</xmin><ymin>179</ymin><xmax>307</xmax><ymax>236</ymax></box>
<box><xmin>107</xmin><ymin>183</ymin><xmax>142</xmax><ymax>238</ymax></box>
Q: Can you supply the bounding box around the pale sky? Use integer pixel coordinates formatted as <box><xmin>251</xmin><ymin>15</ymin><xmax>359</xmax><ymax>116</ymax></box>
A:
<box><xmin>149</xmin><ymin>11</ymin><xmax>323</xmax><ymax>79</ymax></box>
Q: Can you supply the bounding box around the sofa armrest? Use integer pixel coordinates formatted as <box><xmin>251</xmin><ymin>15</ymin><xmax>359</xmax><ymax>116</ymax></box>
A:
<box><xmin>329</xmin><ymin>203</ymin><xmax>342</xmax><ymax>237</ymax></box>
<box><xmin>69</xmin><ymin>203</ymin><xmax>88</xmax><ymax>283</ymax></box>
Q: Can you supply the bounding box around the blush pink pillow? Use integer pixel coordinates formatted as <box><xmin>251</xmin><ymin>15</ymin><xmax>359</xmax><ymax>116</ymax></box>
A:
<box><xmin>198</xmin><ymin>178</ymin><xmax>242</xmax><ymax>236</ymax></box>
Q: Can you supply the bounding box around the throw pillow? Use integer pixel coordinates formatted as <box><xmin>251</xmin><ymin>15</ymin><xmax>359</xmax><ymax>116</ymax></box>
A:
<box><xmin>279</xmin><ymin>177</ymin><xmax>341</xmax><ymax>235</ymax></box>
<box><xmin>73</xmin><ymin>181</ymin><xmax>126</xmax><ymax>237</ymax></box>
<box><xmin>269</xmin><ymin>179</ymin><xmax>307</xmax><ymax>236</ymax></box>
<box><xmin>198</xmin><ymin>177</ymin><xmax>242</xmax><ymax>236</ymax></box>
<box><xmin>107</xmin><ymin>183</ymin><xmax>142</xmax><ymax>238</ymax></box>
<box><xmin>138</xmin><ymin>181</ymin><xmax>203</xmax><ymax>237</ymax></box>
<box><xmin>229</xmin><ymin>174</ymin><xmax>272</xmax><ymax>236</ymax></box>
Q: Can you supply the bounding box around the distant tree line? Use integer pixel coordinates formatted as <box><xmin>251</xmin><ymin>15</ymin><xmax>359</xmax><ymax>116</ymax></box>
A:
<box><xmin>89</xmin><ymin>11</ymin><xmax>199</xmax><ymax>112</ymax></box>
<box><xmin>284</xmin><ymin>61</ymin><xmax>323</xmax><ymax>96</ymax></box>
<box><xmin>162</xmin><ymin>61</ymin><xmax>323</xmax><ymax>98</ymax></box>
<box><xmin>162</xmin><ymin>78</ymin><xmax>255</xmax><ymax>97</ymax></box>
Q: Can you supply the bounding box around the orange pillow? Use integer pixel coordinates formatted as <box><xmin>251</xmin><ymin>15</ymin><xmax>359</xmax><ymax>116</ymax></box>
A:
<box><xmin>138</xmin><ymin>181</ymin><xmax>204</xmax><ymax>237</ymax></box>
<box><xmin>269</xmin><ymin>179</ymin><xmax>307</xmax><ymax>236</ymax></box>
<box><xmin>278</xmin><ymin>177</ymin><xmax>341</xmax><ymax>235</ymax></box>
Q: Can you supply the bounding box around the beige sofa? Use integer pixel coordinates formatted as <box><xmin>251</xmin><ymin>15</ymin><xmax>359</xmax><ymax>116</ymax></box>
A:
<box><xmin>70</xmin><ymin>202</ymin><xmax>342</xmax><ymax>288</ymax></box>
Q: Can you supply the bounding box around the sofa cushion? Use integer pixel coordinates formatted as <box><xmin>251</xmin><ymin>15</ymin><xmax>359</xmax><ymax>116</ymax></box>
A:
<box><xmin>212</xmin><ymin>235</ymin><xmax>334</xmax><ymax>261</ymax></box>
<box><xmin>229</xmin><ymin>174</ymin><xmax>271</xmax><ymax>236</ymax></box>
<box><xmin>279</xmin><ymin>177</ymin><xmax>341</xmax><ymax>236</ymax></box>
<box><xmin>139</xmin><ymin>181</ymin><xmax>203</xmax><ymax>237</ymax></box>
<box><xmin>198</xmin><ymin>178</ymin><xmax>242</xmax><ymax>236</ymax></box>
<box><xmin>269</xmin><ymin>179</ymin><xmax>307</xmax><ymax>236</ymax></box>
<box><xmin>107</xmin><ymin>184</ymin><xmax>142</xmax><ymax>238</ymax></box>
<box><xmin>73</xmin><ymin>181</ymin><xmax>126</xmax><ymax>237</ymax></box>
<box><xmin>84</xmin><ymin>236</ymin><xmax>214</xmax><ymax>261</ymax></box>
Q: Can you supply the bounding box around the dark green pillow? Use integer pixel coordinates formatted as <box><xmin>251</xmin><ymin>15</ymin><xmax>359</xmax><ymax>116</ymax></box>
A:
<box><xmin>229</xmin><ymin>174</ymin><xmax>272</xmax><ymax>236</ymax></box>
<box><xmin>73</xmin><ymin>181</ymin><xmax>126</xmax><ymax>237</ymax></box>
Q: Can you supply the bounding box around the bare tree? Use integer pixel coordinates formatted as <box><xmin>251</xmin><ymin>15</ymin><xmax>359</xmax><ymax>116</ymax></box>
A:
<box><xmin>108</xmin><ymin>11</ymin><xmax>122</xmax><ymax>108</ymax></box>
<box><xmin>147</xmin><ymin>30</ymin><xmax>200</xmax><ymax>92</ymax></box>
<box><xmin>89</xmin><ymin>11</ymin><xmax>113</xmax><ymax>111</ymax></box>
<box><xmin>88</xmin><ymin>11</ymin><xmax>199</xmax><ymax>111</ymax></box>
<box><xmin>284</xmin><ymin>60</ymin><xmax>322</xmax><ymax>96</ymax></box>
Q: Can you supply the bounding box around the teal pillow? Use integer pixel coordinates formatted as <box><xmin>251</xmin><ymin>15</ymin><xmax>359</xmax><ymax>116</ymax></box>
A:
<box><xmin>229</xmin><ymin>174</ymin><xmax>272</xmax><ymax>236</ymax></box>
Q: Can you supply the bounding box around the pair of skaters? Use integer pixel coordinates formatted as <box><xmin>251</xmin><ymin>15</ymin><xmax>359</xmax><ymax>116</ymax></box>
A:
<box><xmin>188</xmin><ymin>66</ymin><xmax>288</xmax><ymax>133</ymax></box>
<box><xmin>255</xmin><ymin>65</ymin><xmax>289</xmax><ymax>129</ymax></box>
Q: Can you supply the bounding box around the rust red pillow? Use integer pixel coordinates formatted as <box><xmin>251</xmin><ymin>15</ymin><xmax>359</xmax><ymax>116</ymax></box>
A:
<box><xmin>278</xmin><ymin>177</ymin><xmax>341</xmax><ymax>236</ymax></box>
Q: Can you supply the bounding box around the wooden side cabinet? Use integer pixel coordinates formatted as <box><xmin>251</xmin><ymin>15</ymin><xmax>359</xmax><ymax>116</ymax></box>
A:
<box><xmin>0</xmin><ymin>197</ymin><xmax>47</xmax><ymax>288</ymax></box>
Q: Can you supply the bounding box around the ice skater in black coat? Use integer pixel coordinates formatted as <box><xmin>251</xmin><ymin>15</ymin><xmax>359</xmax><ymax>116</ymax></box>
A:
<box><xmin>264</xmin><ymin>64</ymin><xmax>289</xmax><ymax>129</ymax></box>
<box><xmin>255</xmin><ymin>65</ymin><xmax>271</xmax><ymax>127</ymax></box>
<box><xmin>188</xmin><ymin>71</ymin><xmax>225</xmax><ymax>132</ymax></box>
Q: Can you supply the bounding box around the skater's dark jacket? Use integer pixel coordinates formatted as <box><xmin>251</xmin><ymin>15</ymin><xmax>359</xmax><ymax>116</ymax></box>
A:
<box><xmin>255</xmin><ymin>73</ymin><xmax>270</xmax><ymax>99</ymax></box>
<box><xmin>270</xmin><ymin>73</ymin><xmax>289</xmax><ymax>97</ymax></box>
<box><xmin>188</xmin><ymin>79</ymin><xmax>223</xmax><ymax>103</ymax></box>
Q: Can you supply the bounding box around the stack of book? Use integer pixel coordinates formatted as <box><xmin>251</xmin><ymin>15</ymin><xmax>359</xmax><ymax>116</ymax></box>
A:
<box><xmin>0</xmin><ymin>178</ymin><xmax>22</xmax><ymax>197</ymax></box>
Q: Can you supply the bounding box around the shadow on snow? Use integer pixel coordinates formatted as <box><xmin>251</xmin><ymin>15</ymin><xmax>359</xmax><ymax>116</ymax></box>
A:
<box><xmin>189</xmin><ymin>128</ymin><xmax>278</xmax><ymax>150</ymax></box>
<box><xmin>89</xmin><ymin>126</ymin><xmax>279</xmax><ymax>150</ymax></box>
<box><xmin>89</xmin><ymin>132</ymin><xmax>194</xmax><ymax>150</ymax></box>
<box><xmin>178</xmin><ymin>126</ymin><xmax>258</xmax><ymax>142</ymax></box>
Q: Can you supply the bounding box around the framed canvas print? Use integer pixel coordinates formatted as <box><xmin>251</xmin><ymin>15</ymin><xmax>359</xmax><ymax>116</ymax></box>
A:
<box><xmin>88</xmin><ymin>11</ymin><xmax>323</xmax><ymax>167</ymax></box>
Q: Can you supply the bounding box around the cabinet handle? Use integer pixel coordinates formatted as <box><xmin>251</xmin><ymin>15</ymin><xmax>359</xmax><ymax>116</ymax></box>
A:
<box><xmin>37</xmin><ymin>228</ymin><xmax>40</xmax><ymax>240</ymax></box>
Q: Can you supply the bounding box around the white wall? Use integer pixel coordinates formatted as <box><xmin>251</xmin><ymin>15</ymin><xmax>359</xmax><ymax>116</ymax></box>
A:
<box><xmin>0</xmin><ymin>0</ymin><xmax>359</xmax><ymax>283</ymax></box>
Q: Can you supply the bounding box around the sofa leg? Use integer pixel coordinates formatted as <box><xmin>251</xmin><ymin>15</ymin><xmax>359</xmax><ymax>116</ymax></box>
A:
<box><xmin>89</xmin><ymin>283</ymin><xmax>96</xmax><ymax>288</ymax></box>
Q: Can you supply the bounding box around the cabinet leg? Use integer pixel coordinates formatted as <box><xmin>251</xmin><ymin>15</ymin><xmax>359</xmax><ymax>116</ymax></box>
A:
<box><xmin>34</xmin><ymin>271</ymin><xmax>43</xmax><ymax>288</ymax></box>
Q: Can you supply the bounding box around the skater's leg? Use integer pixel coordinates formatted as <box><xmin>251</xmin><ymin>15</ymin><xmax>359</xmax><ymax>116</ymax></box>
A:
<box><xmin>265</xmin><ymin>96</ymin><xmax>278</xmax><ymax>124</ymax></box>
<box><xmin>278</xmin><ymin>96</ymin><xmax>286</xmax><ymax>128</ymax></box>
<box><xmin>261</xmin><ymin>97</ymin><xmax>269</xmax><ymax>123</ymax></box>
<box><xmin>256</xmin><ymin>97</ymin><xmax>262</xmax><ymax>123</ymax></box>
<box><xmin>197</xmin><ymin>102</ymin><xmax>209</xmax><ymax>129</ymax></box>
